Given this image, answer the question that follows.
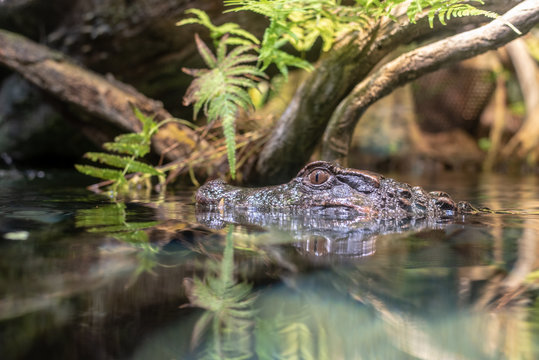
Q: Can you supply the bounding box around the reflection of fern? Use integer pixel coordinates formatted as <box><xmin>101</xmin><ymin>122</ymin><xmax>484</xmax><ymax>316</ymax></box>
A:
<box><xmin>186</xmin><ymin>226</ymin><xmax>256</xmax><ymax>359</ymax></box>
<box><xmin>255</xmin><ymin>303</ymin><xmax>316</xmax><ymax>359</ymax></box>
<box><xmin>182</xmin><ymin>34</ymin><xmax>265</xmax><ymax>179</ymax></box>
<box><xmin>75</xmin><ymin>108</ymin><xmax>165</xmax><ymax>197</ymax></box>
<box><xmin>76</xmin><ymin>202</ymin><xmax>160</xmax><ymax>277</ymax></box>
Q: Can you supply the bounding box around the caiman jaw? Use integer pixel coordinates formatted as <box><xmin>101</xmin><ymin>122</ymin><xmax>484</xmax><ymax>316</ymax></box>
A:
<box><xmin>312</xmin><ymin>199</ymin><xmax>379</xmax><ymax>217</ymax></box>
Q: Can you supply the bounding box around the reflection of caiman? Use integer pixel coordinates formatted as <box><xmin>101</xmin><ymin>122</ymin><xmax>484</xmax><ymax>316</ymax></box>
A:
<box><xmin>196</xmin><ymin>161</ymin><xmax>478</xmax><ymax>219</ymax></box>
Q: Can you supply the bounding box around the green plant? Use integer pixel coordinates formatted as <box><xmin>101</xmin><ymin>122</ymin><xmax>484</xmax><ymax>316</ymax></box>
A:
<box><xmin>181</xmin><ymin>33</ymin><xmax>265</xmax><ymax>180</ymax></box>
<box><xmin>176</xmin><ymin>8</ymin><xmax>260</xmax><ymax>47</ymax></box>
<box><xmin>75</xmin><ymin>108</ymin><xmax>166</xmax><ymax>197</ymax></box>
<box><xmin>179</xmin><ymin>0</ymin><xmax>509</xmax><ymax>179</ymax></box>
<box><xmin>185</xmin><ymin>226</ymin><xmax>257</xmax><ymax>358</ymax></box>
<box><xmin>75</xmin><ymin>202</ymin><xmax>161</xmax><ymax>278</ymax></box>
<box><xmin>419</xmin><ymin>0</ymin><xmax>521</xmax><ymax>33</ymax></box>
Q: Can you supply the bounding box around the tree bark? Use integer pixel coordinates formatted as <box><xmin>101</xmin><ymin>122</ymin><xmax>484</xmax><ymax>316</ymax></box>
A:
<box><xmin>0</xmin><ymin>29</ymin><xmax>210</xmax><ymax>161</ymax></box>
<box><xmin>502</xmin><ymin>37</ymin><xmax>539</xmax><ymax>161</ymax></box>
<box><xmin>253</xmin><ymin>0</ymin><xmax>522</xmax><ymax>184</ymax></box>
<box><xmin>0</xmin><ymin>0</ymin><xmax>267</xmax><ymax>117</ymax></box>
<box><xmin>320</xmin><ymin>0</ymin><xmax>539</xmax><ymax>165</ymax></box>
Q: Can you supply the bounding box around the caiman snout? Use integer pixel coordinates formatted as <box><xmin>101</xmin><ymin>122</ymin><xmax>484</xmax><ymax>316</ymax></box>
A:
<box><xmin>195</xmin><ymin>161</ymin><xmax>474</xmax><ymax>219</ymax></box>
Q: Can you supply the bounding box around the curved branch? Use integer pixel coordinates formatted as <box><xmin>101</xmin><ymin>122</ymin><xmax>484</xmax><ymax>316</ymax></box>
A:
<box><xmin>501</xmin><ymin>38</ymin><xmax>539</xmax><ymax>160</ymax></box>
<box><xmin>321</xmin><ymin>0</ymin><xmax>539</xmax><ymax>163</ymax></box>
<box><xmin>253</xmin><ymin>0</ymin><xmax>521</xmax><ymax>184</ymax></box>
<box><xmin>0</xmin><ymin>29</ymin><xmax>211</xmax><ymax>161</ymax></box>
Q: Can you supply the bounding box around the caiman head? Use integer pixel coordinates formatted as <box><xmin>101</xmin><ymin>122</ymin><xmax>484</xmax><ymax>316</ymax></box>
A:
<box><xmin>196</xmin><ymin>161</ymin><xmax>472</xmax><ymax>218</ymax></box>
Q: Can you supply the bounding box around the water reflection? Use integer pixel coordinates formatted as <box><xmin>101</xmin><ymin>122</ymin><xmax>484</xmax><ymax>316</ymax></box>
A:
<box><xmin>196</xmin><ymin>208</ymin><xmax>451</xmax><ymax>258</ymax></box>
<box><xmin>0</xmin><ymin>173</ymin><xmax>538</xmax><ymax>359</ymax></box>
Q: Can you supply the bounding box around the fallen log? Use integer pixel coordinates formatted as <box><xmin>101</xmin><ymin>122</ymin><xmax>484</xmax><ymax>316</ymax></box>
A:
<box><xmin>0</xmin><ymin>29</ymin><xmax>210</xmax><ymax>162</ymax></box>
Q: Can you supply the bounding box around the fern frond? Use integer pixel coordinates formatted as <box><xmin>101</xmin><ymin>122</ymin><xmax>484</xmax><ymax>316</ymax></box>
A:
<box><xmin>215</xmin><ymin>23</ymin><xmax>260</xmax><ymax>44</ymax></box>
<box><xmin>222</xmin><ymin>64</ymin><xmax>264</xmax><ymax>77</ymax></box>
<box><xmin>178</xmin><ymin>8</ymin><xmax>259</xmax><ymax>46</ymax></box>
<box><xmin>76</xmin><ymin>107</ymin><xmax>169</xmax><ymax>196</ymax></box>
<box><xmin>178</xmin><ymin>9</ymin><xmax>214</xmax><ymax>27</ymax></box>
<box><xmin>216</xmin><ymin>34</ymin><xmax>228</xmax><ymax>62</ymax></box>
<box><xmin>183</xmin><ymin>34</ymin><xmax>266</xmax><ymax>178</ymax></box>
<box><xmin>84</xmin><ymin>153</ymin><xmax>164</xmax><ymax>176</ymax></box>
<box><xmin>194</xmin><ymin>34</ymin><xmax>217</xmax><ymax>68</ymax></box>
<box><xmin>75</xmin><ymin>164</ymin><xmax>125</xmax><ymax>182</ymax></box>
<box><xmin>134</xmin><ymin>108</ymin><xmax>159</xmax><ymax>137</ymax></box>
<box><xmin>103</xmin><ymin>133</ymin><xmax>150</xmax><ymax>156</ymax></box>
<box><xmin>226</xmin><ymin>76</ymin><xmax>258</xmax><ymax>88</ymax></box>
<box><xmin>226</xmin><ymin>86</ymin><xmax>254</xmax><ymax>109</ymax></box>
<box><xmin>222</xmin><ymin>113</ymin><xmax>237</xmax><ymax>180</ymax></box>
<box><xmin>423</xmin><ymin>1</ymin><xmax>519</xmax><ymax>34</ymax></box>
<box><xmin>219</xmin><ymin>52</ymin><xmax>259</xmax><ymax>70</ymax></box>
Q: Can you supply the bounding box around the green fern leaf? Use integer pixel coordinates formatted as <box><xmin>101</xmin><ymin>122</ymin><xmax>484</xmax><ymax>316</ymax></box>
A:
<box><xmin>220</xmin><ymin>53</ymin><xmax>259</xmax><ymax>69</ymax></box>
<box><xmin>177</xmin><ymin>8</ymin><xmax>214</xmax><ymax>29</ymax></box>
<box><xmin>226</xmin><ymin>87</ymin><xmax>253</xmax><ymax>110</ymax></box>
<box><xmin>103</xmin><ymin>140</ymin><xmax>149</xmax><ymax>157</ymax></box>
<box><xmin>84</xmin><ymin>153</ymin><xmax>163</xmax><ymax>176</ymax></box>
<box><xmin>227</xmin><ymin>28</ymin><xmax>260</xmax><ymax>44</ymax></box>
<box><xmin>194</xmin><ymin>34</ymin><xmax>217</xmax><ymax>68</ymax></box>
<box><xmin>103</xmin><ymin>133</ymin><xmax>150</xmax><ymax>156</ymax></box>
<box><xmin>134</xmin><ymin>108</ymin><xmax>159</xmax><ymax>137</ymax></box>
<box><xmin>75</xmin><ymin>164</ymin><xmax>125</xmax><ymax>181</ymax></box>
<box><xmin>217</xmin><ymin>35</ymin><xmax>228</xmax><ymax>62</ymax></box>
<box><xmin>222</xmin><ymin>113</ymin><xmax>237</xmax><ymax>180</ymax></box>
<box><xmin>227</xmin><ymin>76</ymin><xmax>258</xmax><ymax>88</ymax></box>
<box><xmin>438</xmin><ymin>9</ymin><xmax>448</xmax><ymax>25</ymax></box>
<box><xmin>175</xmin><ymin>18</ymin><xmax>201</xmax><ymax>27</ymax></box>
<box><xmin>223</xmin><ymin>37</ymin><xmax>256</xmax><ymax>46</ymax></box>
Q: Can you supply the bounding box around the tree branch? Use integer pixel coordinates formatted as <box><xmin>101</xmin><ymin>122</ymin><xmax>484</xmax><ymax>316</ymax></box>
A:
<box><xmin>253</xmin><ymin>0</ymin><xmax>521</xmax><ymax>184</ymax></box>
<box><xmin>501</xmin><ymin>38</ymin><xmax>539</xmax><ymax>160</ymax></box>
<box><xmin>0</xmin><ymin>29</ymin><xmax>211</xmax><ymax>162</ymax></box>
<box><xmin>321</xmin><ymin>0</ymin><xmax>539</xmax><ymax>164</ymax></box>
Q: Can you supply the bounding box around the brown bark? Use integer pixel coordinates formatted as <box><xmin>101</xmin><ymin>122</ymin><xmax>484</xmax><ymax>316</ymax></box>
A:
<box><xmin>320</xmin><ymin>0</ymin><xmax>539</xmax><ymax>164</ymax></box>
<box><xmin>0</xmin><ymin>29</ymin><xmax>210</xmax><ymax>161</ymax></box>
<box><xmin>502</xmin><ymin>38</ymin><xmax>539</xmax><ymax>162</ymax></box>
<box><xmin>253</xmin><ymin>0</ymin><xmax>522</xmax><ymax>184</ymax></box>
<box><xmin>0</xmin><ymin>0</ymin><xmax>267</xmax><ymax>117</ymax></box>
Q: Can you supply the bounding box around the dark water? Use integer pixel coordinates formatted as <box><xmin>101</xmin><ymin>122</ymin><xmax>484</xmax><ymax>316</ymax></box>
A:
<box><xmin>1</xmin><ymin>170</ymin><xmax>538</xmax><ymax>359</ymax></box>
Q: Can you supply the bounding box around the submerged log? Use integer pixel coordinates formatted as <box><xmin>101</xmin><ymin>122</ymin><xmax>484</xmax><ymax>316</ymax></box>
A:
<box><xmin>0</xmin><ymin>29</ymin><xmax>210</xmax><ymax>161</ymax></box>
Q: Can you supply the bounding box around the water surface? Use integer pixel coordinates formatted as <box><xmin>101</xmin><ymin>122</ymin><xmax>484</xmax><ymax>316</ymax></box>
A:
<box><xmin>1</xmin><ymin>170</ymin><xmax>538</xmax><ymax>359</ymax></box>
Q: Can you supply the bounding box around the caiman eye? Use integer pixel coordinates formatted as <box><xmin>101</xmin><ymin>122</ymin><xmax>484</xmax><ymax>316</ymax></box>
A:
<box><xmin>308</xmin><ymin>169</ymin><xmax>330</xmax><ymax>185</ymax></box>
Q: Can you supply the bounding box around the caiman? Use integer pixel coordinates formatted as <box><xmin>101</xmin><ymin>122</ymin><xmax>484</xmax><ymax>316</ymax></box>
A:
<box><xmin>196</xmin><ymin>161</ymin><xmax>479</xmax><ymax>219</ymax></box>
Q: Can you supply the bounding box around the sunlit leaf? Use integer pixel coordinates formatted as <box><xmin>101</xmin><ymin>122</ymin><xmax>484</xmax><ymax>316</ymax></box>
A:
<box><xmin>75</xmin><ymin>164</ymin><xmax>124</xmax><ymax>181</ymax></box>
<box><xmin>84</xmin><ymin>153</ymin><xmax>163</xmax><ymax>176</ymax></box>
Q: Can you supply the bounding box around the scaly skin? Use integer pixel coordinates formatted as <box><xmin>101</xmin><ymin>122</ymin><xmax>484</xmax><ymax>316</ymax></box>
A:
<box><xmin>196</xmin><ymin>161</ymin><xmax>478</xmax><ymax>219</ymax></box>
